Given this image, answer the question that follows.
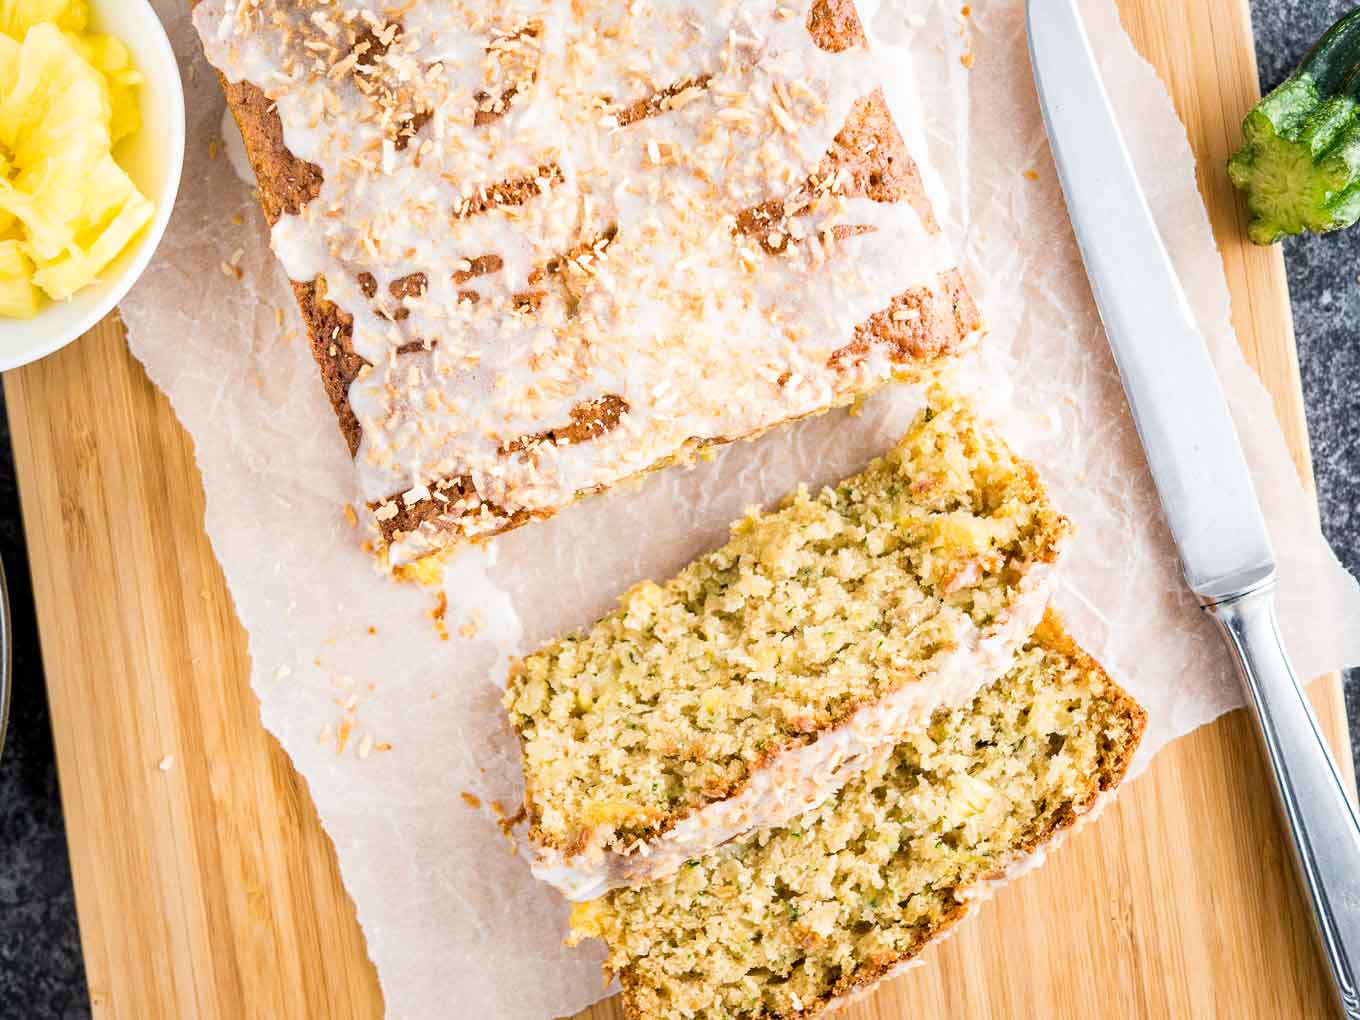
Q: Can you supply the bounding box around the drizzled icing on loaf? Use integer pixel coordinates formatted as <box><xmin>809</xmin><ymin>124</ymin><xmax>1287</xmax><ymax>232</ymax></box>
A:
<box><xmin>194</xmin><ymin>0</ymin><xmax>979</xmax><ymax>562</ymax></box>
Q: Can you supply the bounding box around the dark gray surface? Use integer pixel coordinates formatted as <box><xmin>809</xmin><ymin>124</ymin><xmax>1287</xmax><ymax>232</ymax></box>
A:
<box><xmin>0</xmin><ymin>3</ymin><xmax>1358</xmax><ymax>1017</ymax></box>
<box><xmin>1249</xmin><ymin>0</ymin><xmax>1360</xmax><ymax>754</ymax></box>
<box><xmin>0</xmin><ymin>394</ymin><xmax>88</xmax><ymax>1019</ymax></box>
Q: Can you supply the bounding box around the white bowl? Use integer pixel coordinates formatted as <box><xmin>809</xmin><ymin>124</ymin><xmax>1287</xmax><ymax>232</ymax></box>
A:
<box><xmin>0</xmin><ymin>0</ymin><xmax>185</xmax><ymax>372</ymax></box>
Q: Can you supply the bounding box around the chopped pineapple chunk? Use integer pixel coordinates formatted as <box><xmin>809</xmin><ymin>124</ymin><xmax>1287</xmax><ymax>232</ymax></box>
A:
<box><xmin>0</xmin><ymin>151</ymin><xmax>14</xmax><ymax>236</ymax></box>
<box><xmin>0</xmin><ymin>33</ymin><xmax>18</xmax><ymax>108</ymax></box>
<box><xmin>0</xmin><ymin>239</ymin><xmax>40</xmax><ymax>317</ymax></box>
<box><xmin>31</xmin><ymin>155</ymin><xmax>153</xmax><ymax>299</ymax></box>
<box><xmin>584</xmin><ymin>798</ymin><xmax>652</xmax><ymax>828</ymax></box>
<box><xmin>69</xmin><ymin>31</ymin><xmax>141</xmax><ymax>143</ymax></box>
<box><xmin>394</xmin><ymin>554</ymin><xmax>446</xmax><ymax>587</ymax></box>
<box><xmin>0</xmin><ymin>25</ymin><xmax>112</xmax><ymax>239</ymax></box>
<box><xmin>0</xmin><ymin>0</ymin><xmax>89</xmax><ymax>40</ymax></box>
<box><xmin>565</xmin><ymin>900</ymin><xmax>613</xmax><ymax>945</ymax></box>
<box><xmin>953</xmin><ymin>773</ymin><xmax>996</xmax><ymax>815</ymax></box>
<box><xmin>0</xmin><ymin>3</ymin><xmax>153</xmax><ymax>317</ymax></box>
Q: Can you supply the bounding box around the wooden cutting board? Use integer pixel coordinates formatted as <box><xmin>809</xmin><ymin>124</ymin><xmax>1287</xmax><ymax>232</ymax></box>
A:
<box><xmin>7</xmin><ymin>0</ymin><xmax>1355</xmax><ymax>1017</ymax></box>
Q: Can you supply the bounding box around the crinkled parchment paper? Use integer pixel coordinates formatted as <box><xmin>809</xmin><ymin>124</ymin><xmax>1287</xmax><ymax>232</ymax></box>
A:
<box><xmin>121</xmin><ymin>0</ymin><xmax>1360</xmax><ymax>1016</ymax></box>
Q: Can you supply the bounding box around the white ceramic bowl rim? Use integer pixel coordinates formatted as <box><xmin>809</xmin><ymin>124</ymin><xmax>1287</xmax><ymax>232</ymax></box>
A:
<box><xmin>0</xmin><ymin>0</ymin><xmax>186</xmax><ymax>372</ymax></box>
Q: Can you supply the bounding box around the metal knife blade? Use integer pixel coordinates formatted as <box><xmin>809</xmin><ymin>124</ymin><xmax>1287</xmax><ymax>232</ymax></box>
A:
<box><xmin>1029</xmin><ymin>9</ymin><xmax>1360</xmax><ymax>1009</ymax></box>
<box><xmin>1027</xmin><ymin>0</ymin><xmax>1275</xmax><ymax>603</ymax></box>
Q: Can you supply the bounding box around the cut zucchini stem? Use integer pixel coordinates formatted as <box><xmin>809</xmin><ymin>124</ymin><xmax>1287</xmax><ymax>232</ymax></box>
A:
<box><xmin>1228</xmin><ymin>7</ymin><xmax>1360</xmax><ymax>244</ymax></box>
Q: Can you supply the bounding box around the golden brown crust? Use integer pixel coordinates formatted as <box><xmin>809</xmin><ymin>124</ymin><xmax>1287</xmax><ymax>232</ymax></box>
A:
<box><xmin>806</xmin><ymin>0</ymin><xmax>869</xmax><ymax>53</ymax></box>
<box><xmin>452</xmin><ymin>162</ymin><xmax>564</xmax><ymax>219</ymax></box>
<box><xmin>215</xmin><ymin>71</ymin><xmax>366</xmax><ymax>454</ymax></box>
<box><xmin>501</xmin><ymin>394</ymin><xmax>631</xmax><ymax>455</ymax></box>
<box><xmin>819</xmin><ymin>89</ymin><xmax>939</xmax><ymax>232</ymax></box>
<box><xmin>736</xmin><ymin>90</ymin><xmax>940</xmax><ymax>254</ymax></box>
<box><xmin>215</xmin><ymin>14</ymin><xmax>978</xmax><ymax>552</ymax></box>
<box><xmin>829</xmin><ymin>269</ymin><xmax>982</xmax><ymax>369</ymax></box>
<box><xmin>290</xmin><ymin>278</ymin><xmax>366</xmax><ymax>456</ymax></box>
<box><xmin>220</xmin><ymin>77</ymin><xmax>322</xmax><ymax>224</ymax></box>
<box><xmin>614</xmin><ymin>75</ymin><xmax>714</xmax><ymax>126</ymax></box>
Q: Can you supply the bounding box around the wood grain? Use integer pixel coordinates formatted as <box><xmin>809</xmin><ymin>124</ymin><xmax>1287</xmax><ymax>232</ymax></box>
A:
<box><xmin>8</xmin><ymin>314</ymin><xmax>384</xmax><ymax>1018</ymax></box>
<box><xmin>5</xmin><ymin>0</ymin><xmax>1353</xmax><ymax>1017</ymax></box>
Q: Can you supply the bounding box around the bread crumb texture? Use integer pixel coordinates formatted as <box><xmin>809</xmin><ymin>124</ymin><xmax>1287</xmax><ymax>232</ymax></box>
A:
<box><xmin>505</xmin><ymin>391</ymin><xmax>1070</xmax><ymax>858</ymax></box>
<box><xmin>569</xmin><ymin>614</ymin><xmax>1145</xmax><ymax>1020</ymax></box>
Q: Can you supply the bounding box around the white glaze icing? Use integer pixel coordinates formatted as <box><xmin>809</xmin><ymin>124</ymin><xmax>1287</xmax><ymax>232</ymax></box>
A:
<box><xmin>219</xmin><ymin>107</ymin><xmax>256</xmax><ymax>186</ymax></box>
<box><xmin>192</xmin><ymin>0</ymin><xmax>966</xmax><ymax>560</ymax></box>
<box><xmin>533</xmin><ymin>550</ymin><xmax>1064</xmax><ymax>900</ymax></box>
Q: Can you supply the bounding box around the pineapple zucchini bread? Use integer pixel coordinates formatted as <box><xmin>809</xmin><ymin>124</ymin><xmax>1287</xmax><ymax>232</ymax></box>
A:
<box><xmin>568</xmin><ymin>613</ymin><xmax>1147</xmax><ymax>1020</ymax></box>
<box><xmin>505</xmin><ymin>392</ymin><xmax>1072</xmax><ymax>899</ymax></box>
<box><xmin>192</xmin><ymin>0</ymin><xmax>982</xmax><ymax>569</ymax></box>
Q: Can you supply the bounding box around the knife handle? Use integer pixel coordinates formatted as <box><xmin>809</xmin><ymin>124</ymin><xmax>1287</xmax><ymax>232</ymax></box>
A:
<box><xmin>1206</xmin><ymin>579</ymin><xmax>1360</xmax><ymax>1019</ymax></box>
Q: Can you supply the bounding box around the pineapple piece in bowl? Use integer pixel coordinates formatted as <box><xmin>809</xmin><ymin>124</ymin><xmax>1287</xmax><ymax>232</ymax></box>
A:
<box><xmin>0</xmin><ymin>239</ymin><xmax>40</xmax><ymax>318</ymax></box>
<box><xmin>0</xmin><ymin>0</ymin><xmax>182</xmax><ymax>368</ymax></box>
<box><xmin>1</xmin><ymin>10</ymin><xmax>154</xmax><ymax>309</ymax></box>
<box><xmin>0</xmin><ymin>0</ymin><xmax>88</xmax><ymax>37</ymax></box>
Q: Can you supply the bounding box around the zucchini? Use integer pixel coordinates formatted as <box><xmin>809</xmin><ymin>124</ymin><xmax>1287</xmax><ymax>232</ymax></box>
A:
<box><xmin>1228</xmin><ymin>7</ymin><xmax>1360</xmax><ymax>244</ymax></box>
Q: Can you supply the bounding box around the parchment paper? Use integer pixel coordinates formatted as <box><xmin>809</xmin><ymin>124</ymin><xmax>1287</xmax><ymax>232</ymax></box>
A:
<box><xmin>120</xmin><ymin>0</ymin><xmax>1360</xmax><ymax>1016</ymax></box>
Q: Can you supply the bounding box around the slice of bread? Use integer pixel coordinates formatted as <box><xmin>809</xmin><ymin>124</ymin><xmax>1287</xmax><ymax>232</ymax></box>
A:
<box><xmin>567</xmin><ymin>611</ymin><xmax>1146</xmax><ymax>1020</ymax></box>
<box><xmin>194</xmin><ymin>0</ymin><xmax>983</xmax><ymax>569</ymax></box>
<box><xmin>506</xmin><ymin>391</ymin><xmax>1072</xmax><ymax>899</ymax></box>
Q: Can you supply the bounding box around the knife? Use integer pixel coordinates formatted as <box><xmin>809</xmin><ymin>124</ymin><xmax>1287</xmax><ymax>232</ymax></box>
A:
<box><xmin>1027</xmin><ymin>1</ymin><xmax>1360</xmax><ymax>1013</ymax></box>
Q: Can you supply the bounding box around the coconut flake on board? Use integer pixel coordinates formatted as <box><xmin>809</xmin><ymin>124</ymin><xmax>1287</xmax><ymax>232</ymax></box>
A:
<box><xmin>119</xmin><ymin>0</ymin><xmax>1360</xmax><ymax>1017</ymax></box>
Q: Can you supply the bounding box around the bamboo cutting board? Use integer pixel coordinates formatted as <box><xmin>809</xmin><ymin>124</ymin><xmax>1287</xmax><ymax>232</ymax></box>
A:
<box><xmin>7</xmin><ymin>0</ymin><xmax>1355</xmax><ymax>1016</ymax></box>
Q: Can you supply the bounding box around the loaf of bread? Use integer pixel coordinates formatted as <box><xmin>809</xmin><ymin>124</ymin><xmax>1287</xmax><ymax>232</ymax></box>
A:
<box><xmin>567</xmin><ymin>612</ymin><xmax>1147</xmax><ymax>1020</ymax></box>
<box><xmin>194</xmin><ymin>9</ymin><xmax>1145</xmax><ymax>1016</ymax></box>
<box><xmin>505</xmin><ymin>391</ymin><xmax>1071</xmax><ymax>899</ymax></box>
<box><xmin>192</xmin><ymin>0</ymin><xmax>982</xmax><ymax>568</ymax></box>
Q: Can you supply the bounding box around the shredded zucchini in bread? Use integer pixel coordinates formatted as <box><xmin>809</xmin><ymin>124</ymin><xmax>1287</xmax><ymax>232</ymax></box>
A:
<box><xmin>568</xmin><ymin>613</ymin><xmax>1146</xmax><ymax>1020</ymax></box>
<box><xmin>506</xmin><ymin>391</ymin><xmax>1071</xmax><ymax>892</ymax></box>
